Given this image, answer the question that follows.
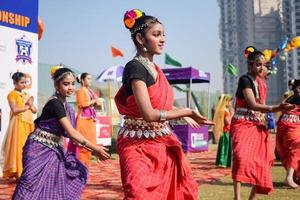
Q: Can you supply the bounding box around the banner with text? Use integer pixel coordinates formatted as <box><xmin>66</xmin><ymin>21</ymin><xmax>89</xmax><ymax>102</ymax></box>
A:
<box><xmin>0</xmin><ymin>0</ymin><xmax>39</xmax><ymax>156</ymax></box>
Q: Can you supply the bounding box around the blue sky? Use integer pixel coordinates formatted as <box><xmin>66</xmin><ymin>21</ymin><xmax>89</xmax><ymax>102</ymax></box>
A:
<box><xmin>39</xmin><ymin>0</ymin><xmax>222</xmax><ymax>92</ymax></box>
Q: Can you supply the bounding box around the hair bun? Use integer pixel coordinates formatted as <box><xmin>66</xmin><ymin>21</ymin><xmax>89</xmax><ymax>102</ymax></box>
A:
<box><xmin>123</xmin><ymin>9</ymin><xmax>144</xmax><ymax>29</ymax></box>
<box><xmin>244</xmin><ymin>46</ymin><xmax>256</xmax><ymax>58</ymax></box>
<box><xmin>50</xmin><ymin>65</ymin><xmax>64</xmax><ymax>79</ymax></box>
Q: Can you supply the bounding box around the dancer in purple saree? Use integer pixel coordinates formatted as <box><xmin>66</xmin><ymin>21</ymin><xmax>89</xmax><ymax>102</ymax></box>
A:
<box><xmin>12</xmin><ymin>67</ymin><xmax>110</xmax><ymax>200</ymax></box>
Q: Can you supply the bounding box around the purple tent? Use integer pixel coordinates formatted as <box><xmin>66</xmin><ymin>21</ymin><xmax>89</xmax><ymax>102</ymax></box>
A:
<box><xmin>162</xmin><ymin>67</ymin><xmax>211</xmax><ymax>108</ymax></box>
<box><xmin>162</xmin><ymin>67</ymin><xmax>211</xmax><ymax>152</ymax></box>
<box><xmin>162</xmin><ymin>67</ymin><xmax>210</xmax><ymax>84</ymax></box>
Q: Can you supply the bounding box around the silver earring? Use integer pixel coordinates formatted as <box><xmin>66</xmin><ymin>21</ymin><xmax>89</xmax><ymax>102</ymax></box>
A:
<box><xmin>142</xmin><ymin>46</ymin><xmax>148</xmax><ymax>52</ymax></box>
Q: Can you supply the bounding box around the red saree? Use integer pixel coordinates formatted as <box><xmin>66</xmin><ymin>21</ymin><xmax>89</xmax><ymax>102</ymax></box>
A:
<box><xmin>230</xmin><ymin>76</ymin><xmax>274</xmax><ymax>194</ymax></box>
<box><xmin>115</xmin><ymin>66</ymin><xmax>198</xmax><ymax>200</ymax></box>
<box><xmin>277</xmin><ymin>106</ymin><xmax>300</xmax><ymax>178</ymax></box>
<box><xmin>257</xmin><ymin>77</ymin><xmax>267</xmax><ymax>104</ymax></box>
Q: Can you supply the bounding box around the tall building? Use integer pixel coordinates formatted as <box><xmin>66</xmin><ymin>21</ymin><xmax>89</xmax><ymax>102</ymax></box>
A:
<box><xmin>218</xmin><ymin>0</ymin><xmax>285</xmax><ymax>104</ymax></box>
<box><xmin>253</xmin><ymin>0</ymin><xmax>285</xmax><ymax>104</ymax></box>
<box><xmin>282</xmin><ymin>0</ymin><xmax>300</xmax><ymax>88</ymax></box>
<box><xmin>218</xmin><ymin>0</ymin><xmax>255</xmax><ymax>95</ymax></box>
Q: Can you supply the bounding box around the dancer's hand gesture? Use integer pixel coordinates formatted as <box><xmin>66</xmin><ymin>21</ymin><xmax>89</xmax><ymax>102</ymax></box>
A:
<box><xmin>191</xmin><ymin>110</ymin><xmax>215</xmax><ymax>126</ymax></box>
<box><xmin>278</xmin><ymin>103</ymin><xmax>295</xmax><ymax>112</ymax></box>
<box><xmin>94</xmin><ymin>145</ymin><xmax>110</xmax><ymax>161</ymax></box>
<box><xmin>25</xmin><ymin>96</ymin><xmax>34</xmax><ymax>106</ymax></box>
<box><xmin>183</xmin><ymin>117</ymin><xmax>201</xmax><ymax>128</ymax></box>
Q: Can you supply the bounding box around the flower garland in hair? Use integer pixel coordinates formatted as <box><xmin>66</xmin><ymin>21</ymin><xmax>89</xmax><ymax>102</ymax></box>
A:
<box><xmin>123</xmin><ymin>9</ymin><xmax>144</xmax><ymax>29</ymax></box>
<box><xmin>244</xmin><ymin>46</ymin><xmax>256</xmax><ymax>59</ymax></box>
<box><xmin>50</xmin><ymin>65</ymin><xmax>64</xmax><ymax>79</ymax></box>
<box><xmin>77</xmin><ymin>73</ymin><xmax>82</xmax><ymax>80</ymax></box>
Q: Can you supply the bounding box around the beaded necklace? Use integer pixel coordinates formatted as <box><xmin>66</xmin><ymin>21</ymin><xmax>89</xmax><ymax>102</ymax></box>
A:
<box><xmin>134</xmin><ymin>55</ymin><xmax>157</xmax><ymax>80</ymax></box>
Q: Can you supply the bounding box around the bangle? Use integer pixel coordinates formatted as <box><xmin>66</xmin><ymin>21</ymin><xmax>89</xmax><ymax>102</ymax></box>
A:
<box><xmin>159</xmin><ymin>110</ymin><xmax>167</xmax><ymax>121</ymax></box>
<box><xmin>79</xmin><ymin>139</ymin><xmax>87</xmax><ymax>147</ymax></box>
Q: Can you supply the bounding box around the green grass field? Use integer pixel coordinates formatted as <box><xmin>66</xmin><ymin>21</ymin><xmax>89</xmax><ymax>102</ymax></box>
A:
<box><xmin>199</xmin><ymin>151</ymin><xmax>300</xmax><ymax>199</ymax></box>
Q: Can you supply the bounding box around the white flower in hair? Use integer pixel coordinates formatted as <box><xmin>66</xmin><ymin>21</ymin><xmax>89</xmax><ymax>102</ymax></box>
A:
<box><xmin>77</xmin><ymin>73</ymin><xmax>82</xmax><ymax>80</ymax></box>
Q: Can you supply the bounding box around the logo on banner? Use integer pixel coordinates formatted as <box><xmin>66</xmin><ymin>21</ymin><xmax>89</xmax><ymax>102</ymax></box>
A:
<box><xmin>15</xmin><ymin>35</ymin><xmax>32</xmax><ymax>65</ymax></box>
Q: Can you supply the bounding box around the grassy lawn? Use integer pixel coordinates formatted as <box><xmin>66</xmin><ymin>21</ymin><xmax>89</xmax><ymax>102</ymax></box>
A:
<box><xmin>199</xmin><ymin>152</ymin><xmax>300</xmax><ymax>199</ymax></box>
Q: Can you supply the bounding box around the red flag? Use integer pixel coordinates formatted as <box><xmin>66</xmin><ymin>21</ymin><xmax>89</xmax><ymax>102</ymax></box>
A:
<box><xmin>111</xmin><ymin>46</ymin><xmax>124</xmax><ymax>57</ymax></box>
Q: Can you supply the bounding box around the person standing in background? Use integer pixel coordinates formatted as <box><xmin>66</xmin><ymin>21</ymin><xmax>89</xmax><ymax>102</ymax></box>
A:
<box><xmin>2</xmin><ymin>72</ymin><xmax>37</xmax><ymax>179</ymax></box>
<box><xmin>214</xmin><ymin>95</ymin><xmax>233</xmax><ymax>168</ymax></box>
<box><xmin>212</xmin><ymin>95</ymin><xmax>225</xmax><ymax>143</ymax></box>
<box><xmin>76</xmin><ymin>73</ymin><xmax>101</xmax><ymax>166</ymax></box>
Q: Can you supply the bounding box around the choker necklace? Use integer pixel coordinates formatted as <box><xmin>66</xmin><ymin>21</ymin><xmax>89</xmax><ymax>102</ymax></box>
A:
<box><xmin>134</xmin><ymin>55</ymin><xmax>156</xmax><ymax>80</ymax></box>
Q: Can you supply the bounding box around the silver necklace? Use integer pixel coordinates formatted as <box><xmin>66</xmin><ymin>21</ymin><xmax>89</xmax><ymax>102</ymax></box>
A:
<box><xmin>134</xmin><ymin>55</ymin><xmax>157</xmax><ymax>80</ymax></box>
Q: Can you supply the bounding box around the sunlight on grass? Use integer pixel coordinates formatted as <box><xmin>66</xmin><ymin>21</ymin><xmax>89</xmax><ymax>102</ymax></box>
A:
<box><xmin>199</xmin><ymin>162</ymin><xmax>300</xmax><ymax>200</ymax></box>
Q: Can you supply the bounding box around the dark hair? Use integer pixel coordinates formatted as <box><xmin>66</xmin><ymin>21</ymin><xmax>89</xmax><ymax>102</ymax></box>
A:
<box><xmin>288</xmin><ymin>79</ymin><xmax>300</xmax><ymax>91</ymax></box>
<box><xmin>53</xmin><ymin>68</ymin><xmax>75</xmax><ymax>83</ymax></box>
<box><xmin>76</xmin><ymin>73</ymin><xmax>89</xmax><ymax>84</ymax></box>
<box><xmin>129</xmin><ymin>15</ymin><xmax>161</xmax><ymax>47</ymax></box>
<box><xmin>11</xmin><ymin>72</ymin><xmax>25</xmax><ymax>83</ymax></box>
<box><xmin>247</xmin><ymin>50</ymin><xmax>265</xmax><ymax>64</ymax></box>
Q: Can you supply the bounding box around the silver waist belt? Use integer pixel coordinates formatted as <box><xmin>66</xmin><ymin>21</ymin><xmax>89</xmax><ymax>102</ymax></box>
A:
<box><xmin>280</xmin><ymin>114</ymin><xmax>300</xmax><ymax>123</ymax></box>
<box><xmin>118</xmin><ymin>118</ymin><xmax>172</xmax><ymax>139</ymax></box>
<box><xmin>233</xmin><ymin>107</ymin><xmax>266</xmax><ymax>122</ymax></box>
<box><xmin>29</xmin><ymin>128</ymin><xmax>62</xmax><ymax>148</ymax></box>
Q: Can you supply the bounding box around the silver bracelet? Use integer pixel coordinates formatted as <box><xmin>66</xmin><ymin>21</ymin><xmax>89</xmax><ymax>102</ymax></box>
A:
<box><xmin>79</xmin><ymin>139</ymin><xmax>87</xmax><ymax>147</ymax></box>
<box><xmin>160</xmin><ymin>110</ymin><xmax>167</xmax><ymax>121</ymax></box>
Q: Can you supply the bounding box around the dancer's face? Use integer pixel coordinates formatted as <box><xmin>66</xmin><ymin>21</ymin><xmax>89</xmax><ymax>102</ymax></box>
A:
<box><xmin>143</xmin><ymin>23</ymin><xmax>165</xmax><ymax>55</ymax></box>
<box><xmin>82</xmin><ymin>74</ymin><xmax>92</xmax><ymax>87</ymax></box>
<box><xmin>250</xmin><ymin>56</ymin><xmax>266</xmax><ymax>76</ymax></box>
<box><xmin>258</xmin><ymin>65</ymin><xmax>268</xmax><ymax>79</ymax></box>
<box><xmin>56</xmin><ymin>74</ymin><xmax>75</xmax><ymax>97</ymax></box>
<box><xmin>14</xmin><ymin>77</ymin><xmax>26</xmax><ymax>91</ymax></box>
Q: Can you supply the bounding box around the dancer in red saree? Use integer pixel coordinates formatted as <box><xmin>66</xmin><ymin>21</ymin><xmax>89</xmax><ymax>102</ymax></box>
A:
<box><xmin>115</xmin><ymin>9</ymin><xmax>214</xmax><ymax>200</ymax></box>
<box><xmin>230</xmin><ymin>50</ymin><xmax>294</xmax><ymax>200</ymax></box>
<box><xmin>277</xmin><ymin>79</ymin><xmax>300</xmax><ymax>188</ymax></box>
